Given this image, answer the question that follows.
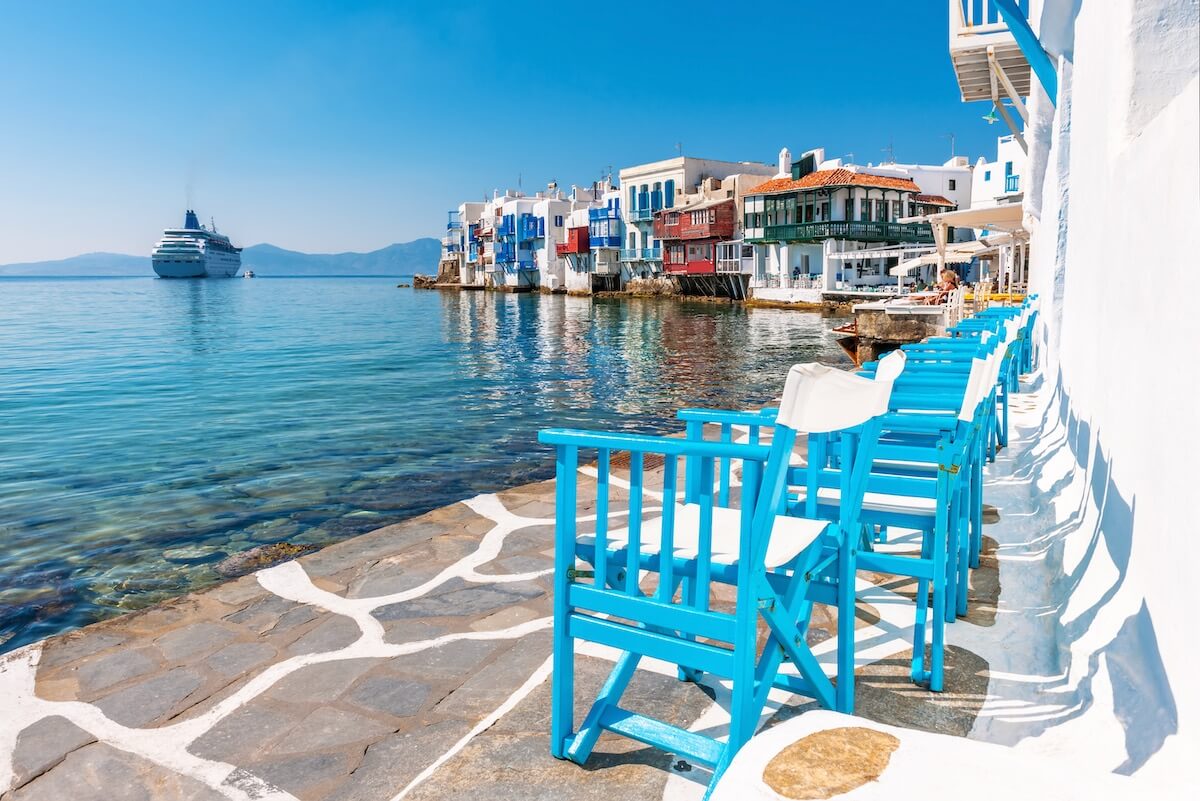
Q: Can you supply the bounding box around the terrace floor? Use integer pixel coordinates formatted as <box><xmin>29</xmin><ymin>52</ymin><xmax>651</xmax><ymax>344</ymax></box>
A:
<box><xmin>0</xmin><ymin>375</ymin><xmax>1114</xmax><ymax>801</ymax></box>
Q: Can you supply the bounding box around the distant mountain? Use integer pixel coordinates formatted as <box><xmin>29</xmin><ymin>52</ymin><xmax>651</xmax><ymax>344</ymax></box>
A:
<box><xmin>0</xmin><ymin>252</ymin><xmax>151</xmax><ymax>276</ymax></box>
<box><xmin>0</xmin><ymin>239</ymin><xmax>441</xmax><ymax>277</ymax></box>
<box><xmin>240</xmin><ymin>240</ymin><xmax>440</xmax><ymax>276</ymax></box>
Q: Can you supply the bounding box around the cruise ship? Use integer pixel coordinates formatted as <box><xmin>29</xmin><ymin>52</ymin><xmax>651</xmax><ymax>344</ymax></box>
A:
<box><xmin>151</xmin><ymin>210</ymin><xmax>242</xmax><ymax>278</ymax></box>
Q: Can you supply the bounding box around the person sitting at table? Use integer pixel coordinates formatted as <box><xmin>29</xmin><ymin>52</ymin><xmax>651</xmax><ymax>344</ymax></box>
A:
<box><xmin>922</xmin><ymin>268</ymin><xmax>960</xmax><ymax>304</ymax></box>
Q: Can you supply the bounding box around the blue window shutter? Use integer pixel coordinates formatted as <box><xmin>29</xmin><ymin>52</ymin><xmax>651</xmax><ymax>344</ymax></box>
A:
<box><xmin>665</xmin><ymin>179</ymin><xmax>675</xmax><ymax>208</ymax></box>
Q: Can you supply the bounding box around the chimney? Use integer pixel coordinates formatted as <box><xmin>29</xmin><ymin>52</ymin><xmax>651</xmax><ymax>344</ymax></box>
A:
<box><xmin>777</xmin><ymin>147</ymin><xmax>792</xmax><ymax>178</ymax></box>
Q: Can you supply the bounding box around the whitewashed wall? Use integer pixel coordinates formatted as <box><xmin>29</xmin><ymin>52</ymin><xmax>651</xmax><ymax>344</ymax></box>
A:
<box><xmin>1023</xmin><ymin>0</ymin><xmax>1198</xmax><ymax>781</ymax></box>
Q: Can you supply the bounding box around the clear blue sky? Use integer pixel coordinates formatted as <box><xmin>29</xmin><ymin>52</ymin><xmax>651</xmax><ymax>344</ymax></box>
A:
<box><xmin>0</xmin><ymin>1</ymin><xmax>1000</xmax><ymax>263</ymax></box>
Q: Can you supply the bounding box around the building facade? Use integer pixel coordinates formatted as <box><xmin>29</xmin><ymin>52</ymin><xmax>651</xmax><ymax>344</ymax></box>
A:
<box><xmin>745</xmin><ymin>148</ymin><xmax>969</xmax><ymax>299</ymax></box>
<box><xmin>618</xmin><ymin>157</ymin><xmax>775</xmax><ymax>284</ymax></box>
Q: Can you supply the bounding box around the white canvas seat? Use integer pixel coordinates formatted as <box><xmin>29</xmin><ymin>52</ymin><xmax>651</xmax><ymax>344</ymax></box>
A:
<box><xmin>792</xmin><ymin>485</ymin><xmax>937</xmax><ymax>517</ymax></box>
<box><xmin>581</xmin><ymin>502</ymin><xmax>830</xmax><ymax>569</ymax></box>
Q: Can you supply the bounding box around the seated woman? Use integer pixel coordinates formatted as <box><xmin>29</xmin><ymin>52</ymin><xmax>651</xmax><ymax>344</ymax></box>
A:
<box><xmin>922</xmin><ymin>268</ymin><xmax>960</xmax><ymax>304</ymax></box>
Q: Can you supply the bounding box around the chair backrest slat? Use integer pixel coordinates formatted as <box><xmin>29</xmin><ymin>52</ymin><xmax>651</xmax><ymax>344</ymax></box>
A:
<box><xmin>657</xmin><ymin>456</ymin><xmax>678</xmax><ymax>601</ymax></box>
<box><xmin>696</xmin><ymin>456</ymin><xmax>715</xmax><ymax>612</ymax></box>
<box><xmin>626</xmin><ymin>451</ymin><xmax>643</xmax><ymax>596</ymax></box>
<box><xmin>718</xmin><ymin>423</ymin><xmax>733</xmax><ymax>508</ymax></box>
<box><xmin>595</xmin><ymin>448</ymin><xmax>611</xmax><ymax>589</ymax></box>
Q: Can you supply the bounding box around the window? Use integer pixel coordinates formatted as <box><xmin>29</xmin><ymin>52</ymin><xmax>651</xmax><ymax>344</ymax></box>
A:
<box><xmin>664</xmin><ymin>179</ymin><xmax>675</xmax><ymax>208</ymax></box>
<box><xmin>844</xmin><ymin>198</ymin><xmax>854</xmax><ymax>220</ymax></box>
<box><xmin>948</xmin><ymin>179</ymin><xmax>956</xmax><ymax>191</ymax></box>
<box><xmin>1004</xmin><ymin>161</ymin><xmax>1013</xmax><ymax>176</ymax></box>
<box><xmin>628</xmin><ymin>232</ymin><xmax>636</xmax><ymax>249</ymax></box>
<box><xmin>984</xmin><ymin>170</ymin><xmax>991</xmax><ymax>181</ymax></box>
<box><xmin>554</xmin><ymin>215</ymin><xmax>563</xmax><ymax>227</ymax></box>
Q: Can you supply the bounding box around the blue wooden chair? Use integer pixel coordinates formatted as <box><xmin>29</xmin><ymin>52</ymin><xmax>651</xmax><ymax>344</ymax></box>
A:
<box><xmin>684</xmin><ymin>350</ymin><xmax>996</xmax><ymax>692</ymax></box>
<box><xmin>539</xmin><ymin>360</ymin><xmax>902</xmax><ymax>798</ymax></box>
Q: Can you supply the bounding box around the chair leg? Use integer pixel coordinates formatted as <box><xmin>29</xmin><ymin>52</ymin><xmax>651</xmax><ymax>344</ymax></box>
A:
<box><xmin>566</xmin><ymin>650</ymin><xmax>642</xmax><ymax>764</ymax></box>
<box><xmin>910</xmin><ymin>532</ymin><xmax>932</xmax><ymax>685</ymax></box>
<box><xmin>551</xmin><ymin>585</ymin><xmax>575</xmax><ymax>759</ymax></box>
<box><xmin>945</xmin><ymin>502</ymin><xmax>960</xmax><ymax>625</ymax></box>
<box><xmin>969</xmin><ymin>454</ymin><xmax>983</xmax><ymax>570</ymax></box>
<box><xmin>929</xmin><ymin>525</ymin><xmax>947</xmax><ymax>692</ymax></box>
<box><xmin>676</xmin><ymin>574</ymin><xmax>702</xmax><ymax>683</ymax></box>
<box><xmin>956</xmin><ymin>489</ymin><xmax>970</xmax><ymax>618</ymax></box>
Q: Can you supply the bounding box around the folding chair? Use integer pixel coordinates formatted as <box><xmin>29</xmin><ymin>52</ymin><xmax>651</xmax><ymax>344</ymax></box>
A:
<box><xmin>539</xmin><ymin>360</ymin><xmax>901</xmax><ymax>798</ymax></box>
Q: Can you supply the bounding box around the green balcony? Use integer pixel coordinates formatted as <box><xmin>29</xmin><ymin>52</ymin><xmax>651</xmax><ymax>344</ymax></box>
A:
<box><xmin>747</xmin><ymin>220</ymin><xmax>935</xmax><ymax>244</ymax></box>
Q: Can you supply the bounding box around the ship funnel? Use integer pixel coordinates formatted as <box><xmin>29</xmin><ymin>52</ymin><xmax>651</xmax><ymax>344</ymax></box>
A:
<box><xmin>184</xmin><ymin>209</ymin><xmax>201</xmax><ymax>229</ymax></box>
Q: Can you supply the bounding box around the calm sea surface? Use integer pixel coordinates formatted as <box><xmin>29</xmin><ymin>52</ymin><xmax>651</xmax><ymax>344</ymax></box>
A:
<box><xmin>0</xmin><ymin>276</ymin><xmax>849</xmax><ymax>652</ymax></box>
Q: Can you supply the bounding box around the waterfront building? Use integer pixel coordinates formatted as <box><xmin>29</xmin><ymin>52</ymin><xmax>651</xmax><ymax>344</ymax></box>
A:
<box><xmin>441</xmin><ymin>202</ymin><xmax>485</xmax><ymax>285</ymax></box>
<box><xmin>558</xmin><ymin>183</ymin><xmax>620</xmax><ymax>295</ymax></box>
<box><xmin>618</xmin><ymin>156</ymin><xmax>775</xmax><ymax>285</ymax></box>
<box><xmin>744</xmin><ymin>147</ymin><xmax>971</xmax><ymax>300</ymax></box>
<box><xmin>653</xmin><ymin>172</ymin><xmax>771</xmax><ymax>298</ymax></box>
<box><xmin>971</xmin><ymin>132</ymin><xmax>1027</xmax><ymax>207</ymax></box>
<box><xmin>586</xmin><ymin>188</ymin><xmax>624</xmax><ymax>293</ymax></box>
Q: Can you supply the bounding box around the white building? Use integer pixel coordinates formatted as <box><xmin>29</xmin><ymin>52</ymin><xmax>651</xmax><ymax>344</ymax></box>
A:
<box><xmin>744</xmin><ymin>147</ymin><xmax>968</xmax><ymax>300</ymax></box>
<box><xmin>618</xmin><ymin>156</ymin><xmax>775</xmax><ymax>283</ymax></box>
<box><xmin>970</xmin><ymin>133</ymin><xmax>1027</xmax><ymax>207</ymax></box>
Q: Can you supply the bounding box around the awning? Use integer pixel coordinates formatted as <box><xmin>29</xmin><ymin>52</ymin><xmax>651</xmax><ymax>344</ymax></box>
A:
<box><xmin>888</xmin><ymin>257</ymin><xmax>926</xmax><ymax>277</ymax></box>
<box><xmin>901</xmin><ymin>202</ymin><xmax>1025</xmax><ymax>233</ymax></box>
<box><xmin>889</xmin><ymin>238</ymin><xmax>1005</xmax><ymax>274</ymax></box>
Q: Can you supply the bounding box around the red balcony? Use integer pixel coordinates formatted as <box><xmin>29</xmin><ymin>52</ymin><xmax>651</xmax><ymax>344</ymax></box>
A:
<box><xmin>653</xmin><ymin>200</ymin><xmax>736</xmax><ymax>241</ymax></box>
<box><xmin>555</xmin><ymin>226</ymin><xmax>590</xmax><ymax>256</ymax></box>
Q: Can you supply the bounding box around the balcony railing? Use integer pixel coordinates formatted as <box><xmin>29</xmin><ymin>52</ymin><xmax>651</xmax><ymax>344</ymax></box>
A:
<box><xmin>748</xmin><ymin>220</ymin><xmax>934</xmax><ymax>244</ymax></box>
<box><xmin>1004</xmin><ymin>174</ymin><xmax>1020</xmax><ymax>193</ymax></box>
<box><xmin>619</xmin><ymin>247</ymin><xmax>662</xmax><ymax>262</ymax></box>
<box><xmin>589</xmin><ymin>205</ymin><xmax>621</xmax><ymax>221</ymax></box>
<box><xmin>589</xmin><ymin>235</ymin><xmax>622</xmax><ymax>249</ymax></box>
<box><xmin>518</xmin><ymin>215</ymin><xmax>544</xmax><ymax>241</ymax></box>
<box><xmin>629</xmin><ymin>207</ymin><xmax>657</xmax><ymax>222</ymax></box>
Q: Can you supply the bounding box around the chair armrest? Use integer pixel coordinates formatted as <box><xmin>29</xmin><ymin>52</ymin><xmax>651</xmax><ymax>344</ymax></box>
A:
<box><xmin>676</xmin><ymin>408</ymin><xmax>778</xmax><ymax>427</ymax></box>
<box><xmin>538</xmin><ymin>428</ymin><xmax>772</xmax><ymax>462</ymax></box>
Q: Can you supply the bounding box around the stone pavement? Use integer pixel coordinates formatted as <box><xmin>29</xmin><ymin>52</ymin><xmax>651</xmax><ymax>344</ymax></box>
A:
<box><xmin>0</xmin><ymin>452</ymin><xmax>1000</xmax><ymax>801</ymax></box>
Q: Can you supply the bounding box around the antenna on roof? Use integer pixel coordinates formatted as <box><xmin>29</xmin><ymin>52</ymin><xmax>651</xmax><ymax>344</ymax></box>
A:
<box><xmin>675</xmin><ymin>142</ymin><xmax>682</xmax><ymax>157</ymax></box>
<box><xmin>881</xmin><ymin>139</ymin><xmax>895</xmax><ymax>164</ymax></box>
<box><xmin>944</xmin><ymin>132</ymin><xmax>956</xmax><ymax>158</ymax></box>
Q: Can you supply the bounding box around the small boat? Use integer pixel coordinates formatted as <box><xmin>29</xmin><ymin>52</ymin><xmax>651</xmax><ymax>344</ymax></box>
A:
<box><xmin>243</xmin><ymin>270</ymin><xmax>255</xmax><ymax>278</ymax></box>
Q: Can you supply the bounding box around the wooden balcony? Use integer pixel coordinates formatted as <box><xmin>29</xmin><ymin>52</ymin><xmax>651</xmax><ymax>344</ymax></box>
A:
<box><xmin>555</xmin><ymin>227</ymin><xmax>590</xmax><ymax>256</ymax></box>
<box><xmin>748</xmin><ymin>220</ymin><xmax>935</xmax><ymax>244</ymax></box>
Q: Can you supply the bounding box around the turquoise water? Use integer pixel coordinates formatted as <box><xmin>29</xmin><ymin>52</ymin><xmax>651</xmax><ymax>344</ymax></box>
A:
<box><xmin>0</xmin><ymin>277</ymin><xmax>849</xmax><ymax>652</ymax></box>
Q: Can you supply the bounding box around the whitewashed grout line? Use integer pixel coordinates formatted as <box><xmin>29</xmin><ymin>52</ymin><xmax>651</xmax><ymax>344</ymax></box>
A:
<box><xmin>389</xmin><ymin>654</ymin><xmax>555</xmax><ymax>801</ymax></box>
<box><xmin>2</xmin><ymin>489</ymin><xmax>560</xmax><ymax>799</ymax></box>
<box><xmin>0</xmin><ymin>645</ymin><xmax>297</xmax><ymax>801</ymax></box>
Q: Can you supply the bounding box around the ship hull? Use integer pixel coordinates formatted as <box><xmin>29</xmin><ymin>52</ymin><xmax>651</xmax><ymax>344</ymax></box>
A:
<box><xmin>152</xmin><ymin>253</ymin><xmax>241</xmax><ymax>278</ymax></box>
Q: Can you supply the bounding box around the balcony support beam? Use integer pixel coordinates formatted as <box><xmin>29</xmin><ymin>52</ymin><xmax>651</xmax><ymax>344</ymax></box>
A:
<box><xmin>992</xmin><ymin>0</ymin><xmax>1058</xmax><ymax>106</ymax></box>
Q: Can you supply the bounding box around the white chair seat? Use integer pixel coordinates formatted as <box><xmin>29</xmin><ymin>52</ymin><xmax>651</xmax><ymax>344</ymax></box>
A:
<box><xmin>791</xmin><ymin>485</ymin><xmax>937</xmax><ymax>517</ymax></box>
<box><xmin>581</xmin><ymin>503</ymin><xmax>829</xmax><ymax>569</ymax></box>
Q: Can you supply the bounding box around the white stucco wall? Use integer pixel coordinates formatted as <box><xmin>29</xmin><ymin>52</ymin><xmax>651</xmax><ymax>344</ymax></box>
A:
<box><xmin>1023</xmin><ymin>0</ymin><xmax>1199</xmax><ymax>781</ymax></box>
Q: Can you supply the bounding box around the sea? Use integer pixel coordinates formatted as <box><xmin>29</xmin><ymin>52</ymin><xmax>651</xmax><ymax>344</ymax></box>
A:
<box><xmin>0</xmin><ymin>275</ymin><xmax>850</xmax><ymax>652</ymax></box>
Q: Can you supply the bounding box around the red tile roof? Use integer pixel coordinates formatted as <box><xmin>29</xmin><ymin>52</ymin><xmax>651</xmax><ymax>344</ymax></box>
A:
<box><xmin>747</xmin><ymin>168</ymin><xmax>921</xmax><ymax>196</ymax></box>
<box><xmin>913</xmin><ymin>194</ymin><xmax>956</xmax><ymax>206</ymax></box>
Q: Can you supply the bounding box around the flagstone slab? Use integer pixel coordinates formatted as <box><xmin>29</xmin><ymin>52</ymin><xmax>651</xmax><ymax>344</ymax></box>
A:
<box><xmin>7</xmin><ymin>716</ymin><xmax>96</xmax><ymax>792</ymax></box>
<box><xmin>407</xmin><ymin>655</ymin><xmax>717</xmax><ymax>801</ymax></box>
<box><xmin>155</xmin><ymin>622</ymin><xmax>240</xmax><ymax>663</ymax></box>
<box><xmin>264</xmin><ymin>658</ymin><xmax>380</xmax><ymax>705</ymax></box>
<box><xmin>204</xmin><ymin>641</ymin><xmax>278</xmax><ymax>678</ymax></box>
<box><xmin>92</xmin><ymin>667</ymin><xmax>205</xmax><ymax>727</ymax></box>
<box><xmin>344</xmin><ymin>675</ymin><xmax>431</xmax><ymax>719</ymax></box>
<box><xmin>188</xmin><ymin>698</ymin><xmax>300</xmax><ymax>763</ymax></box>
<box><xmin>372</xmin><ymin>578</ymin><xmax>546</xmax><ymax>621</ymax></box>
<box><xmin>6</xmin><ymin>742</ymin><xmax>226</xmax><ymax>801</ymax></box>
